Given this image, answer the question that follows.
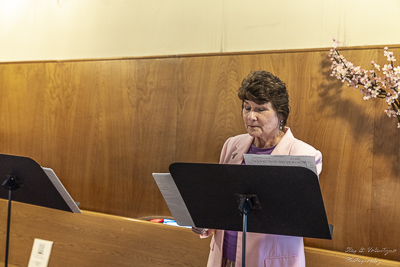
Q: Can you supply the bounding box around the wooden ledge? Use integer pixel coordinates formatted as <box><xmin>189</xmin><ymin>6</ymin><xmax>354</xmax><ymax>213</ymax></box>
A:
<box><xmin>305</xmin><ymin>246</ymin><xmax>400</xmax><ymax>267</ymax></box>
<box><xmin>1</xmin><ymin>200</ymin><xmax>399</xmax><ymax>266</ymax></box>
<box><xmin>0</xmin><ymin>200</ymin><xmax>209</xmax><ymax>267</ymax></box>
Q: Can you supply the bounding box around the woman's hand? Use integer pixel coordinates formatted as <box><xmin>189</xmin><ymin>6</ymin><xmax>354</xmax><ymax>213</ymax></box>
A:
<box><xmin>192</xmin><ymin>227</ymin><xmax>208</xmax><ymax>234</ymax></box>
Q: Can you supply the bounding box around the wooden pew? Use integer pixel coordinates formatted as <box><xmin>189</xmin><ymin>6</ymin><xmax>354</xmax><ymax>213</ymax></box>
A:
<box><xmin>1</xmin><ymin>199</ymin><xmax>399</xmax><ymax>266</ymax></box>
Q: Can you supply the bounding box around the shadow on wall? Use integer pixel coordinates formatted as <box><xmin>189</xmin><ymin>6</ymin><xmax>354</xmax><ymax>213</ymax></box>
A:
<box><xmin>317</xmin><ymin>56</ymin><xmax>399</xmax><ymax>175</ymax></box>
<box><xmin>317</xmin><ymin>56</ymin><xmax>372</xmax><ymax>134</ymax></box>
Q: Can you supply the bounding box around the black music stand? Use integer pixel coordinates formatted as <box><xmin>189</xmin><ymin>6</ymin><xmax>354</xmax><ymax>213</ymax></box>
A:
<box><xmin>163</xmin><ymin>162</ymin><xmax>332</xmax><ymax>267</ymax></box>
<box><xmin>0</xmin><ymin>154</ymin><xmax>81</xmax><ymax>267</ymax></box>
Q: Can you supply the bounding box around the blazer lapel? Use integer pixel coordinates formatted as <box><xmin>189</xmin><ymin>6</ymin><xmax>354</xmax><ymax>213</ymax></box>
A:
<box><xmin>229</xmin><ymin>135</ymin><xmax>253</xmax><ymax>164</ymax></box>
<box><xmin>271</xmin><ymin>127</ymin><xmax>295</xmax><ymax>156</ymax></box>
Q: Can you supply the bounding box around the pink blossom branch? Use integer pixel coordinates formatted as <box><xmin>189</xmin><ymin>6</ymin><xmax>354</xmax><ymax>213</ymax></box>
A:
<box><xmin>329</xmin><ymin>39</ymin><xmax>400</xmax><ymax>128</ymax></box>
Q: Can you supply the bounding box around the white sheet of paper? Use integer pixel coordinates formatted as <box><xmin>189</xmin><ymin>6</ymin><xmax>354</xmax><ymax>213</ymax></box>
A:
<box><xmin>243</xmin><ymin>154</ymin><xmax>317</xmax><ymax>175</ymax></box>
<box><xmin>152</xmin><ymin>173</ymin><xmax>194</xmax><ymax>227</ymax></box>
<box><xmin>42</xmin><ymin>167</ymin><xmax>81</xmax><ymax>213</ymax></box>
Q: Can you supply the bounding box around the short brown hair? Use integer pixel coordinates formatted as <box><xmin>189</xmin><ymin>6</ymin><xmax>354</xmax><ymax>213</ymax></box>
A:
<box><xmin>238</xmin><ymin>70</ymin><xmax>289</xmax><ymax>126</ymax></box>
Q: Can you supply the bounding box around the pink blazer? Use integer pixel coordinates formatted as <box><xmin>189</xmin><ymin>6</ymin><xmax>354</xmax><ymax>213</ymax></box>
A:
<box><xmin>202</xmin><ymin>128</ymin><xmax>322</xmax><ymax>267</ymax></box>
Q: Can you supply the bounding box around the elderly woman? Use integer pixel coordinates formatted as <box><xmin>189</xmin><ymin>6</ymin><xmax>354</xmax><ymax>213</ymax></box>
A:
<box><xmin>193</xmin><ymin>70</ymin><xmax>322</xmax><ymax>267</ymax></box>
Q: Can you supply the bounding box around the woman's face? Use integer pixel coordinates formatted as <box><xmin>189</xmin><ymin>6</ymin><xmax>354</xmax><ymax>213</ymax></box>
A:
<box><xmin>242</xmin><ymin>100</ymin><xmax>281</xmax><ymax>141</ymax></box>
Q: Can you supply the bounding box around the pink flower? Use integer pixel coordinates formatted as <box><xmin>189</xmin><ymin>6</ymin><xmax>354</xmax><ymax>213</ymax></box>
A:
<box><xmin>384</xmin><ymin>49</ymin><xmax>396</xmax><ymax>62</ymax></box>
<box><xmin>330</xmin><ymin>40</ymin><xmax>400</xmax><ymax>128</ymax></box>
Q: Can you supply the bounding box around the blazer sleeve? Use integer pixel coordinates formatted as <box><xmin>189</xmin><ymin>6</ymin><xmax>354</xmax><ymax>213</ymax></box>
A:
<box><xmin>291</xmin><ymin>139</ymin><xmax>323</xmax><ymax>176</ymax></box>
<box><xmin>219</xmin><ymin>137</ymin><xmax>232</xmax><ymax>164</ymax></box>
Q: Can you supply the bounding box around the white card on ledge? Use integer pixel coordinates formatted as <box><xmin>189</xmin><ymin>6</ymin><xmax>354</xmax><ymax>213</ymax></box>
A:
<box><xmin>28</xmin><ymin>238</ymin><xmax>54</xmax><ymax>267</ymax></box>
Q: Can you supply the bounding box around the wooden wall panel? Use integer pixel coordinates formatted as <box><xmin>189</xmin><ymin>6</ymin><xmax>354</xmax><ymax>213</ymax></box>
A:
<box><xmin>300</xmin><ymin>49</ymin><xmax>377</xmax><ymax>252</ymax></box>
<box><xmin>0</xmin><ymin>58</ymin><xmax>179</xmax><ymax>218</ymax></box>
<box><xmin>0</xmin><ymin>63</ymin><xmax>46</xmax><ymax>156</ymax></box>
<box><xmin>0</xmin><ymin>46</ymin><xmax>400</xmax><ymax>261</ymax></box>
<box><xmin>177</xmin><ymin>55</ymin><xmax>244</xmax><ymax>163</ymax></box>
<box><xmin>369</xmin><ymin>47</ymin><xmax>400</xmax><ymax>255</ymax></box>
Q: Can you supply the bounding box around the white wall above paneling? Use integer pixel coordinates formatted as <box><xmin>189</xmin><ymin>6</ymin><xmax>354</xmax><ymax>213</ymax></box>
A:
<box><xmin>0</xmin><ymin>0</ymin><xmax>399</xmax><ymax>62</ymax></box>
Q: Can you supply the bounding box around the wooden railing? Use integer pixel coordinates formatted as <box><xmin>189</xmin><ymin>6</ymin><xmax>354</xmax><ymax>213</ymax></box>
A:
<box><xmin>0</xmin><ymin>199</ymin><xmax>209</xmax><ymax>267</ymax></box>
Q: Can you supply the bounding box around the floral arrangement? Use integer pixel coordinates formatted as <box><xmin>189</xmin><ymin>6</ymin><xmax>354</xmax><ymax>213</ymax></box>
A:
<box><xmin>328</xmin><ymin>38</ymin><xmax>400</xmax><ymax>128</ymax></box>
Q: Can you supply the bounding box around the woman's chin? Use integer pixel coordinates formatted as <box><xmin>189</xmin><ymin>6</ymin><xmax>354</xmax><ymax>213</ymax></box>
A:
<box><xmin>247</xmin><ymin>130</ymin><xmax>262</xmax><ymax>138</ymax></box>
